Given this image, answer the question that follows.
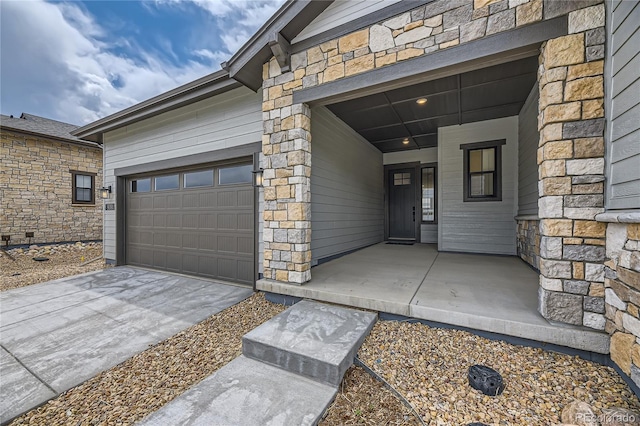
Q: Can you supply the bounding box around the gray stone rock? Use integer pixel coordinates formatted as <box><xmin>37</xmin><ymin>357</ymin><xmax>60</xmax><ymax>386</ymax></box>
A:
<box><xmin>435</xmin><ymin>28</ymin><xmax>459</xmax><ymax>44</ymax></box>
<box><xmin>273</xmin><ymin>229</ymin><xmax>288</xmax><ymax>243</ymax></box>
<box><xmin>563</xmin><ymin>244</ymin><xmax>605</xmax><ymax>262</ymax></box>
<box><xmin>566</xmin><ymin>158</ymin><xmax>605</xmax><ymax>176</ymax></box>
<box><xmin>544</xmin><ymin>0</ymin><xmax>602</xmax><ymax>19</ymax></box>
<box><xmin>564</xmin><ymin>194</ymin><xmax>604</xmax><ymax>208</ymax></box>
<box><xmin>302</xmin><ymin>74</ymin><xmax>318</xmax><ymax>88</ymax></box>
<box><xmin>562</xmin><ymin>119</ymin><xmax>605</xmax><ymax>139</ymax></box>
<box><xmin>410</xmin><ymin>5</ymin><xmax>426</xmax><ymax>21</ymax></box>
<box><xmin>486</xmin><ymin>9</ymin><xmax>515</xmax><ymax>35</ymax></box>
<box><xmin>489</xmin><ymin>0</ymin><xmax>508</xmax><ymax>14</ymax></box>
<box><xmin>540</xmin><ymin>236</ymin><xmax>563</xmax><ymax>259</ymax></box>
<box><xmin>290</xmin><ymin>52</ymin><xmax>307</xmax><ymax>71</ymax></box>
<box><xmin>604</xmin><ymin>267</ymin><xmax>617</xmax><ymax>280</ymax></box>
<box><xmin>383</xmin><ymin>12</ymin><xmax>411</xmax><ymax>30</ymax></box>
<box><xmin>424</xmin><ymin>0</ymin><xmax>470</xmax><ymax>19</ymax></box>
<box><xmin>370</xmin><ymin>24</ymin><xmax>395</xmax><ymax>52</ymax></box>
<box><xmin>583</xmin><ymin>296</ymin><xmax>605</xmax><ymax>313</ymax></box>
<box><xmin>605</xmin><ymin>288</ymin><xmax>626</xmax><ymax>310</ymax></box>
<box><xmin>460</xmin><ymin>18</ymin><xmax>487</xmax><ymax>43</ymax></box>
<box><xmin>414</xmin><ymin>37</ymin><xmax>435</xmax><ymax>49</ymax></box>
<box><xmin>443</xmin><ymin>4</ymin><xmax>473</xmax><ymax>29</ymax></box>
<box><xmin>586</xmin><ymin>44</ymin><xmax>605</xmax><ymax>61</ymax></box>
<box><xmin>563</xmin><ymin>279</ymin><xmax>590</xmax><ymax>295</ymax></box>
<box><xmin>538</xmin><ymin>287</ymin><xmax>583</xmax><ymax>325</ymax></box>
<box><xmin>571</xmin><ymin>175</ymin><xmax>605</xmax><ymax>184</ymax></box>
<box><xmin>395</xmin><ymin>26</ymin><xmax>433</xmax><ymax>46</ymax></box>
<box><xmin>342</xmin><ymin>51</ymin><xmax>354</xmax><ymax>61</ymax></box>
<box><xmin>540</xmin><ymin>258</ymin><xmax>572</xmax><ymax>279</ymax></box>
<box><xmin>586</xmin><ymin>27</ymin><xmax>605</xmax><ymax>46</ymax></box>
<box><xmin>468</xmin><ymin>365</ymin><xmax>505</xmax><ymax>396</ymax></box>
<box><xmin>274</xmin><ymin>73</ymin><xmax>293</xmax><ymax>85</ymax></box>
<box><xmin>568</xmin><ymin>4</ymin><xmax>605</xmax><ymax>34</ymax></box>
<box><xmin>583</xmin><ymin>312</ymin><xmax>606</xmax><ymax>330</ymax></box>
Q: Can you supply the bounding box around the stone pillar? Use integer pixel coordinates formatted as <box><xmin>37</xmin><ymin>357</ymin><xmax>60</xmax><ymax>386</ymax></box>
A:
<box><xmin>262</xmin><ymin>59</ymin><xmax>312</xmax><ymax>284</ymax></box>
<box><xmin>536</xmin><ymin>4</ymin><xmax>607</xmax><ymax>330</ymax></box>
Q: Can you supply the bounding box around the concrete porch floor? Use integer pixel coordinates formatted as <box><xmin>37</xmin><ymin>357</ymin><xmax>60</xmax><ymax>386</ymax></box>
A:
<box><xmin>257</xmin><ymin>243</ymin><xmax>610</xmax><ymax>354</ymax></box>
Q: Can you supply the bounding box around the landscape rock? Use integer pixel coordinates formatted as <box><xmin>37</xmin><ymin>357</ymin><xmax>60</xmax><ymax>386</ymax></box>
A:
<box><xmin>561</xmin><ymin>400</ymin><xmax>598</xmax><ymax>426</ymax></box>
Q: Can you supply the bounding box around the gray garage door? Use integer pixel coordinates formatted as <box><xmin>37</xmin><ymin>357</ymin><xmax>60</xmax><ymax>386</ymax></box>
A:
<box><xmin>126</xmin><ymin>163</ymin><xmax>254</xmax><ymax>286</ymax></box>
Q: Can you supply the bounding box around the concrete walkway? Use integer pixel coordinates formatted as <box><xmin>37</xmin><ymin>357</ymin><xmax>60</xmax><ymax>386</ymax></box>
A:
<box><xmin>0</xmin><ymin>267</ymin><xmax>252</xmax><ymax>423</ymax></box>
<box><xmin>139</xmin><ymin>300</ymin><xmax>377</xmax><ymax>425</ymax></box>
<box><xmin>258</xmin><ymin>243</ymin><xmax>610</xmax><ymax>354</ymax></box>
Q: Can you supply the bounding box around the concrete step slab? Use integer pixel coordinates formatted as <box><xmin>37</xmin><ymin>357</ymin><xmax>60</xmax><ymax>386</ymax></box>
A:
<box><xmin>138</xmin><ymin>355</ymin><xmax>337</xmax><ymax>426</ymax></box>
<box><xmin>242</xmin><ymin>300</ymin><xmax>377</xmax><ymax>386</ymax></box>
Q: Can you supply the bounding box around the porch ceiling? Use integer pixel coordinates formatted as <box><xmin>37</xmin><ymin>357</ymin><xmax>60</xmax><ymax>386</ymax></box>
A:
<box><xmin>326</xmin><ymin>56</ymin><xmax>538</xmax><ymax>153</ymax></box>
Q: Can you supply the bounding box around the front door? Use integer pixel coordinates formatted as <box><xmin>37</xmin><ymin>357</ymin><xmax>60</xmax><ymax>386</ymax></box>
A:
<box><xmin>388</xmin><ymin>168</ymin><xmax>416</xmax><ymax>239</ymax></box>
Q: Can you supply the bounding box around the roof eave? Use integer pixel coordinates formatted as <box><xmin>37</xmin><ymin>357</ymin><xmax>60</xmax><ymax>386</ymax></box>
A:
<box><xmin>0</xmin><ymin>125</ymin><xmax>102</xmax><ymax>149</ymax></box>
<box><xmin>225</xmin><ymin>0</ymin><xmax>334</xmax><ymax>92</ymax></box>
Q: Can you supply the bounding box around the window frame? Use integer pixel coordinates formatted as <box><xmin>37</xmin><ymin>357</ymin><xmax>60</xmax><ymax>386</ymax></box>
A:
<box><xmin>420</xmin><ymin>164</ymin><xmax>437</xmax><ymax>224</ymax></box>
<box><xmin>460</xmin><ymin>139</ymin><xmax>506</xmax><ymax>202</ymax></box>
<box><xmin>71</xmin><ymin>170</ymin><xmax>96</xmax><ymax>205</ymax></box>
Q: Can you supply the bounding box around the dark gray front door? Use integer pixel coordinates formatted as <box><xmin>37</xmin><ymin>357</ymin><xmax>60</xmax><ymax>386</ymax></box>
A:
<box><xmin>388</xmin><ymin>168</ymin><xmax>416</xmax><ymax>239</ymax></box>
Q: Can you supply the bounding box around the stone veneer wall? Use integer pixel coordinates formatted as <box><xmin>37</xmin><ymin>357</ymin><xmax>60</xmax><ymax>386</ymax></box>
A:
<box><xmin>262</xmin><ymin>0</ymin><xmax>606</xmax><ymax>284</ymax></box>
<box><xmin>0</xmin><ymin>130</ymin><xmax>103</xmax><ymax>245</ymax></box>
<box><xmin>517</xmin><ymin>219</ymin><xmax>540</xmax><ymax>270</ymax></box>
<box><xmin>606</xmin><ymin>223</ymin><xmax>640</xmax><ymax>387</ymax></box>
<box><xmin>536</xmin><ymin>3</ymin><xmax>607</xmax><ymax>330</ymax></box>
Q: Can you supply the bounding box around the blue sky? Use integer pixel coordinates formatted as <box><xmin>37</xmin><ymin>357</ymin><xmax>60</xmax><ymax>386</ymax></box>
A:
<box><xmin>0</xmin><ymin>0</ymin><xmax>285</xmax><ymax>125</ymax></box>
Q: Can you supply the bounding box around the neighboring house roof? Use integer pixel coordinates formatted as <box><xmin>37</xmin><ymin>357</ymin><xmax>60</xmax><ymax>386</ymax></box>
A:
<box><xmin>1</xmin><ymin>113</ymin><xmax>100</xmax><ymax>148</ymax></box>
<box><xmin>73</xmin><ymin>70</ymin><xmax>240</xmax><ymax>142</ymax></box>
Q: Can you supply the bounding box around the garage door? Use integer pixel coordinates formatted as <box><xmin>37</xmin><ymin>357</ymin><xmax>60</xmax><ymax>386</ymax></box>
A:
<box><xmin>125</xmin><ymin>163</ymin><xmax>254</xmax><ymax>285</ymax></box>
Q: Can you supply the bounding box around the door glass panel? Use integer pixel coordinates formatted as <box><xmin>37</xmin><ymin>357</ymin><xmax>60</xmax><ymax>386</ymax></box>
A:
<box><xmin>131</xmin><ymin>178</ymin><xmax>151</xmax><ymax>193</ymax></box>
<box><xmin>421</xmin><ymin>167</ymin><xmax>435</xmax><ymax>222</ymax></box>
<box><xmin>394</xmin><ymin>172</ymin><xmax>411</xmax><ymax>185</ymax></box>
<box><xmin>219</xmin><ymin>164</ymin><xmax>252</xmax><ymax>185</ymax></box>
<box><xmin>184</xmin><ymin>170</ymin><xmax>214</xmax><ymax>188</ymax></box>
<box><xmin>155</xmin><ymin>174</ymin><xmax>179</xmax><ymax>191</ymax></box>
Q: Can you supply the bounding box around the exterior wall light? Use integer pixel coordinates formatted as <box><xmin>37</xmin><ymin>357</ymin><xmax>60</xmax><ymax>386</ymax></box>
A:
<box><xmin>100</xmin><ymin>186</ymin><xmax>112</xmax><ymax>199</ymax></box>
<box><xmin>416</xmin><ymin>98</ymin><xmax>428</xmax><ymax>105</ymax></box>
<box><xmin>252</xmin><ymin>169</ymin><xmax>264</xmax><ymax>187</ymax></box>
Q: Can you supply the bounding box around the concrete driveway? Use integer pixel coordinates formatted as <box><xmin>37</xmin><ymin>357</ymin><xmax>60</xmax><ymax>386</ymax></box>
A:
<box><xmin>0</xmin><ymin>267</ymin><xmax>252</xmax><ymax>423</ymax></box>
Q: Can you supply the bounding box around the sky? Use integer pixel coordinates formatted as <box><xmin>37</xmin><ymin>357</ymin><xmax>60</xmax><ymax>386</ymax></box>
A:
<box><xmin>0</xmin><ymin>0</ymin><xmax>286</xmax><ymax>125</ymax></box>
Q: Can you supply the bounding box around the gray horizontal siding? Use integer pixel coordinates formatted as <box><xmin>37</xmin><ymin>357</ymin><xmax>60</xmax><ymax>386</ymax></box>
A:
<box><xmin>311</xmin><ymin>106</ymin><xmax>384</xmax><ymax>263</ymax></box>
<box><xmin>518</xmin><ymin>84</ymin><xmax>539</xmax><ymax>216</ymax></box>
<box><xmin>438</xmin><ymin>117</ymin><xmax>519</xmax><ymax>255</ymax></box>
<box><xmin>292</xmin><ymin>0</ymin><xmax>402</xmax><ymax>43</ymax></box>
<box><xmin>102</xmin><ymin>87</ymin><xmax>263</xmax><ymax>260</ymax></box>
<box><xmin>606</xmin><ymin>0</ymin><xmax>640</xmax><ymax>209</ymax></box>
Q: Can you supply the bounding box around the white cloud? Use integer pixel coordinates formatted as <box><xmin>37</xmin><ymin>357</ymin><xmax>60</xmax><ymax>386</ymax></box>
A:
<box><xmin>0</xmin><ymin>1</ymin><xmax>218</xmax><ymax>124</ymax></box>
<box><xmin>0</xmin><ymin>0</ymin><xmax>284</xmax><ymax>125</ymax></box>
<box><xmin>163</xmin><ymin>0</ymin><xmax>285</xmax><ymax>61</ymax></box>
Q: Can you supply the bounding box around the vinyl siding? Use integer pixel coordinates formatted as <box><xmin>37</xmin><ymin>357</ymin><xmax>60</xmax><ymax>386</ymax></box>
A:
<box><xmin>518</xmin><ymin>84</ymin><xmax>539</xmax><ymax>216</ymax></box>
<box><xmin>292</xmin><ymin>0</ymin><xmax>402</xmax><ymax>43</ymax></box>
<box><xmin>102</xmin><ymin>87</ymin><xmax>263</xmax><ymax>260</ymax></box>
<box><xmin>311</xmin><ymin>106</ymin><xmax>384</xmax><ymax>263</ymax></box>
<box><xmin>605</xmin><ymin>0</ymin><xmax>640</xmax><ymax>209</ymax></box>
<box><xmin>383</xmin><ymin>148</ymin><xmax>438</xmax><ymax>243</ymax></box>
<box><xmin>438</xmin><ymin>117</ymin><xmax>519</xmax><ymax>255</ymax></box>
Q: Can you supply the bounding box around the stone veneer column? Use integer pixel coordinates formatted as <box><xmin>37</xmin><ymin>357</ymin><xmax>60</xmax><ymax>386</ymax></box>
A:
<box><xmin>536</xmin><ymin>4</ymin><xmax>607</xmax><ymax>330</ymax></box>
<box><xmin>261</xmin><ymin>60</ymin><xmax>312</xmax><ymax>284</ymax></box>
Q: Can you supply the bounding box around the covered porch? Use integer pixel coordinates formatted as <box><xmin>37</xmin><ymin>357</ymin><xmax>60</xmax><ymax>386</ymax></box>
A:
<box><xmin>258</xmin><ymin>243</ymin><xmax>610</xmax><ymax>354</ymax></box>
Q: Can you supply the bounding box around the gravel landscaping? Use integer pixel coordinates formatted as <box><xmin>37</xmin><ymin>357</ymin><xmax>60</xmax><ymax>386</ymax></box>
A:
<box><xmin>0</xmin><ymin>242</ymin><xmax>106</xmax><ymax>291</ymax></box>
<box><xmin>358</xmin><ymin>320</ymin><xmax>640</xmax><ymax>425</ymax></box>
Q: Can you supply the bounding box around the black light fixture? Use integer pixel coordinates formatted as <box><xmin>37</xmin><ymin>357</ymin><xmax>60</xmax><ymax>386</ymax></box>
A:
<box><xmin>100</xmin><ymin>186</ymin><xmax>112</xmax><ymax>199</ymax></box>
<box><xmin>252</xmin><ymin>168</ymin><xmax>264</xmax><ymax>187</ymax></box>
